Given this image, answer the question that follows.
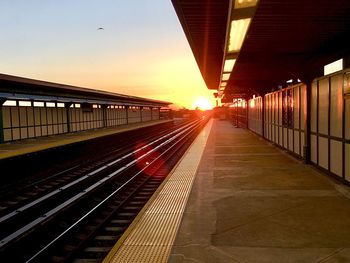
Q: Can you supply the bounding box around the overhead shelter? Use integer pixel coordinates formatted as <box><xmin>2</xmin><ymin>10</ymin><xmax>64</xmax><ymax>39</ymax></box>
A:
<box><xmin>0</xmin><ymin>74</ymin><xmax>171</xmax><ymax>142</ymax></box>
<box><xmin>171</xmin><ymin>0</ymin><xmax>350</xmax><ymax>101</ymax></box>
<box><xmin>172</xmin><ymin>0</ymin><xmax>350</xmax><ymax>182</ymax></box>
<box><xmin>0</xmin><ymin>73</ymin><xmax>170</xmax><ymax>108</ymax></box>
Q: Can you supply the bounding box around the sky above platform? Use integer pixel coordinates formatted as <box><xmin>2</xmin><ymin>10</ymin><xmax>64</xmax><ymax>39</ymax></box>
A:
<box><xmin>0</xmin><ymin>0</ymin><xmax>216</xmax><ymax>109</ymax></box>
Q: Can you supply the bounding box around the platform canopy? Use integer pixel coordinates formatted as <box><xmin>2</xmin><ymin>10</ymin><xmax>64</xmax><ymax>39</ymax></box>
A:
<box><xmin>0</xmin><ymin>73</ymin><xmax>170</xmax><ymax>108</ymax></box>
<box><xmin>172</xmin><ymin>0</ymin><xmax>350</xmax><ymax>101</ymax></box>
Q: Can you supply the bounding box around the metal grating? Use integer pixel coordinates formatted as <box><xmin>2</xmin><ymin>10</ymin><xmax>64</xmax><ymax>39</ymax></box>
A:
<box><xmin>104</xmin><ymin>120</ymin><xmax>213</xmax><ymax>263</ymax></box>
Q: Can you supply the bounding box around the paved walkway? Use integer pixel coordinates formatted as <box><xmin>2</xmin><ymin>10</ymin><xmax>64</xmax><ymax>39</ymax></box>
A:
<box><xmin>168</xmin><ymin>120</ymin><xmax>350</xmax><ymax>263</ymax></box>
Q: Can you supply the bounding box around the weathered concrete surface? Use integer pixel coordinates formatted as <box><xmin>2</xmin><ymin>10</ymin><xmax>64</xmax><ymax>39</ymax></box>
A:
<box><xmin>168</xmin><ymin>120</ymin><xmax>350</xmax><ymax>263</ymax></box>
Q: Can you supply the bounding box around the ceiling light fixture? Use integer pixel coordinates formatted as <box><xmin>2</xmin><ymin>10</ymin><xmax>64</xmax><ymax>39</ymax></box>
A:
<box><xmin>222</xmin><ymin>73</ymin><xmax>230</xmax><ymax>81</ymax></box>
<box><xmin>324</xmin><ymin>58</ymin><xmax>343</xmax><ymax>75</ymax></box>
<box><xmin>234</xmin><ymin>0</ymin><xmax>258</xmax><ymax>9</ymax></box>
<box><xmin>228</xmin><ymin>18</ymin><xmax>251</xmax><ymax>53</ymax></box>
<box><xmin>224</xmin><ymin>59</ymin><xmax>236</xmax><ymax>72</ymax></box>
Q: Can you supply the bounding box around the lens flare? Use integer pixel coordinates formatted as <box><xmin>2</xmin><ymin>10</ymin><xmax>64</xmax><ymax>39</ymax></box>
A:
<box><xmin>133</xmin><ymin>141</ymin><xmax>166</xmax><ymax>176</ymax></box>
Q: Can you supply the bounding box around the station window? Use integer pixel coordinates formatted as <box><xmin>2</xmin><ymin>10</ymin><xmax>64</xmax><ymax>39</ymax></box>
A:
<box><xmin>57</xmin><ymin>103</ymin><xmax>65</xmax><ymax>108</ymax></box>
<box><xmin>46</xmin><ymin>102</ymin><xmax>56</xmax><ymax>107</ymax></box>
<box><xmin>3</xmin><ymin>100</ymin><xmax>17</xmax><ymax>106</ymax></box>
<box><xmin>282</xmin><ymin>89</ymin><xmax>293</xmax><ymax>128</ymax></box>
<box><xmin>75</xmin><ymin>104</ymin><xmax>81</xmax><ymax>108</ymax></box>
<box><xmin>34</xmin><ymin>101</ymin><xmax>45</xmax><ymax>107</ymax></box>
<box><xmin>18</xmin><ymin>101</ymin><xmax>32</xmax><ymax>107</ymax></box>
<box><xmin>345</xmin><ymin>72</ymin><xmax>350</xmax><ymax>94</ymax></box>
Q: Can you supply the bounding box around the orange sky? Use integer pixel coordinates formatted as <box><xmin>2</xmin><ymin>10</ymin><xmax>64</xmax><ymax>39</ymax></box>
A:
<box><xmin>0</xmin><ymin>1</ymin><xmax>217</xmax><ymax>109</ymax></box>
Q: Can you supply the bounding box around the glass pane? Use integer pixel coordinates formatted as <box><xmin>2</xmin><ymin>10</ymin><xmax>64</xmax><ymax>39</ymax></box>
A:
<box><xmin>330</xmin><ymin>75</ymin><xmax>343</xmax><ymax>137</ymax></box>
<box><xmin>318</xmin><ymin>78</ymin><xmax>329</xmax><ymax>135</ymax></box>
<box><xmin>311</xmin><ymin>82</ymin><xmax>317</xmax><ymax>132</ymax></box>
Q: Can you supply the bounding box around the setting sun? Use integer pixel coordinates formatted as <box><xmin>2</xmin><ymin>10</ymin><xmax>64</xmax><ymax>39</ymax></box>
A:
<box><xmin>192</xmin><ymin>97</ymin><xmax>213</xmax><ymax>110</ymax></box>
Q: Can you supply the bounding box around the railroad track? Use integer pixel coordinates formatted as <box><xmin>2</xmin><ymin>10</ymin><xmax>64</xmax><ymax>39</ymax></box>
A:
<box><xmin>0</xmin><ymin>120</ymin><xmax>190</xmax><ymax>214</ymax></box>
<box><xmin>0</xmin><ymin>121</ymin><xmax>178</xmax><ymax>193</ymax></box>
<box><xmin>0</xmin><ymin>117</ymin><xmax>208</xmax><ymax>262</ymax></box>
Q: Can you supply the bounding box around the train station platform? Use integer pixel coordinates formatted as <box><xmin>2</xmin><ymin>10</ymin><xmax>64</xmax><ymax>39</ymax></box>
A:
<box><xmin>105</xmin><ymin>119</ymin><xmax>350</xmax><ymax>263</ymax></box>
<box><xmin>0</xmin><ymin>120</ymin><xmax>172</xmax><ymax>160</ymax></box>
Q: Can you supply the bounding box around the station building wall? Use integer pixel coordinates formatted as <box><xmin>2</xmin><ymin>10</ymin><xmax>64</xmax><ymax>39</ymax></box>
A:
<box><xmin>69</xmin><ymin>104</ymin><xmax>104</xmax><ymax>132</ymax></box>
<box><xmin>247</xmin><ymin>96</ymin><xmax>263</xmax><ymax>135</ymax></box>
<box><xmin>141</xmin><ymin>107</ymin><xmax>152</xmax><ymax>122</ymax></box>
<box><xmin>247</xmin><ymin>69</ymin><xmax>350</xmax><ymax>182</ymax></box>
<box><xmin>229</xmin><ymin>100</ymin><xmax>248</xmax><ymax>128</ymax></box>
<box><xmin>127</xmin><ymin>106</ymin><xmax>141</xmax><ymax>124</ymax></box>
<box><xmin>0</xmin><ymin>101</ymin><xmax>163</xmax><ymax>143</ymax></box>
<box><xmin>106</xmin><ymin>105</ymin><xmax>128</xmax><ymax>126</ymax></box>
<box><xmin>310</xmin><ymin>70</ymin><xmax>350</xmax><ymax>181</ymax></box>
<box><xmin>1</xmin><ymin>101</ymin><xmax>68</xmax><ymax>141</ymax></box>
<box><xmin>263</xmin><ymin>83</ymin><xmax>306</xmax><ymax>157</ymax></box>
<box><xmin>152</xmin><ymin>108</ymin><xmax>160</xmax><ymax>120</ymax></box>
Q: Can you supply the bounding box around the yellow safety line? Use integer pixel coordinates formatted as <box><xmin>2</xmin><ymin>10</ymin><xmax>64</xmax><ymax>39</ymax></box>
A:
<box><xmin>103</xmin><ymin>119</ymin><xmax>213</xmax><ymax>263</ymax></box>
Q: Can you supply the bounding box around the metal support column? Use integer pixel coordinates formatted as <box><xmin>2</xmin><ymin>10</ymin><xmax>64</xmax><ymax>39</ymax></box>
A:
<box><xmin>102</xmin><ymin>105</ymin><xmax>108</xmax><ymax>127</ymax></box>
<box><xmin>0</xmin><ymin>99</ymin><xmax>5</xmax><ymax>143</ymax></box>
<box><xmin>303</xmin><ymin>81</ymin><xmax>312</xmax><ymax>163</ymax></box>
<box><xmin>65</xmin><ymin>102</ymin><xmax>72</xmax><ymax>133</ymax></box>
<box><xmin>140</xmin><ymin>106</ymin><xmax>143</xmax><ymax>122</ymax></box>
<box><xmin>126</xmin><ymin>106</ymin><xmax>129</xmax><ymax>124</ymax></box>
<box><xmin>246</xmin><ymin>99</ymin><xmax>249</xmax><ymax>130</ymax></box>
<box><xmin>262</xmin><ymin>96</ymin><xmax>265</xmax><ymax>138</ymax></box>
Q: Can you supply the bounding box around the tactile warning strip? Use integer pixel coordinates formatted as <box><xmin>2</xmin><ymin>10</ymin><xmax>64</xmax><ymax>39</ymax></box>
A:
<box><xmin>104</xmin><ymin>119</ymin><xmax>213</xmax><ymax>263</ymax></box>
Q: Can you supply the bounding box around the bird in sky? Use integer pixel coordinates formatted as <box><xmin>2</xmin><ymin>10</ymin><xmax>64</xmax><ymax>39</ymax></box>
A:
<box><xmin>97</xmin><ymin>27</ymin><xmax>104</xmax><ymax>30</ymax></box>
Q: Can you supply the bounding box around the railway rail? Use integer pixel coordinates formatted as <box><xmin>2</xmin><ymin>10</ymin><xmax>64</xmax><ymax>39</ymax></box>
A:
<box><xmin>0</xmin><ymin>121</ymin><xmax>176</xmax><ymax>193</ymax></box>
<box><xmin>0</xmin><ymin>120</ymin><xmax>188</xmax><ymax>217</ymax></box>
<box><xmin>0</xmin><ymin>117</ymin><xmax>208</xmax><ymax>262</ymax></box>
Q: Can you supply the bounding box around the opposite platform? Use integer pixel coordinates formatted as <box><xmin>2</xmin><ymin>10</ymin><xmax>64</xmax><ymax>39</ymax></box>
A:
<box><xmin>0</xmin><ymin>120</ymin><xmax>171</xmax><ymax>160</ymax></box>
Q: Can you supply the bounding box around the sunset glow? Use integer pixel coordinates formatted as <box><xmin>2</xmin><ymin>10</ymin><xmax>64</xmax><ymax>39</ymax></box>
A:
<box><xmin>0</xmin><ymin>1</ymin><xmax>217</xmax><ymax>110</ymax></box>
<box><xmin>192</xmin><ymin>97</ymin><xmax>213</xmax><ymax>110</ymax></box>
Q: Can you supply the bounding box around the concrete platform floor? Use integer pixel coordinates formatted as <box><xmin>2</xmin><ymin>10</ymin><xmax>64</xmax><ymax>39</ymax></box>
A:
<box><xmin>168</xmin><ymin>120</ymin><xmax>350</xmax><ymax>263</ymax></box>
